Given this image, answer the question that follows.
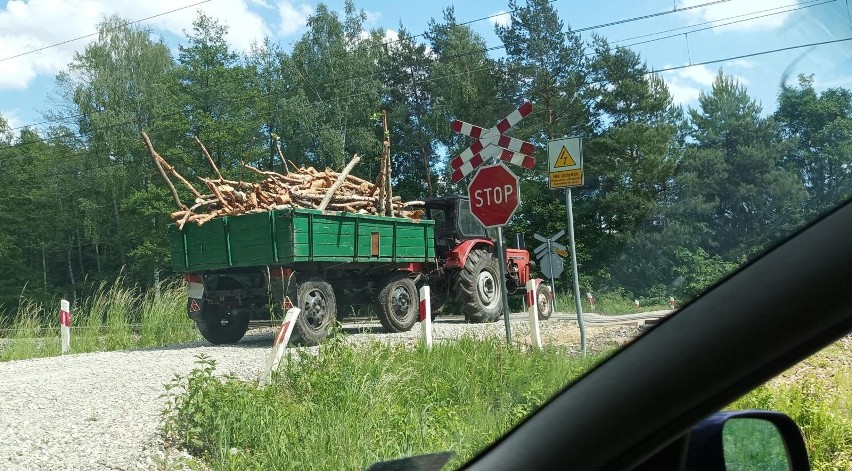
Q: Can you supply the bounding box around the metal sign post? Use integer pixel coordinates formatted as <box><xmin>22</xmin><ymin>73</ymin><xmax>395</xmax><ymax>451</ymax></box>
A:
<box><xmin>566</xmin><ymin>188</ymin><xmax>586</xmax><ymax>356</ymax></box>
<box><xmin>548</xmin><ymin>137</ymin><xmax>587</xmax><ymax>356</ymax></box>
<box><xmin>496</xmin><ymin>226</ymin><xmax>512</xmax><ymax>344</ymax></box>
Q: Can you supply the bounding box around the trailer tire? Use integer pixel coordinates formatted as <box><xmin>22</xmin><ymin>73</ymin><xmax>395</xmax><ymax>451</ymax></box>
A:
<box><xmin>375</xmin><ymin>274</ymin><xmax>419</xmax><ymax>333</ymax></box>
<box><xmin>456</xmin><ymin>249</ymin><xmax>502</xmax><ymax>323</ymax></box>
<box><xmin>196</xmin><ymin>295</ymin><xmax>250</xmax><ymax>345</ymax></box>
<box><xmin>537</xmin><ymin>284</ymin><xmax>554</xmax><ymax>320</ymax></box>
<box><xmin>291</xmin><ymin>278</ymin><xmax>336</xmax><ymax>346</ymax></box>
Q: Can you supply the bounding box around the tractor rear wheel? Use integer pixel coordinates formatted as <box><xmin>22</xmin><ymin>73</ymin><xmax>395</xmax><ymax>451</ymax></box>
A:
<box><xmin>456</xmin><ymin>249</ymin><xmax>502</xmax><ymax>323</ymax></box>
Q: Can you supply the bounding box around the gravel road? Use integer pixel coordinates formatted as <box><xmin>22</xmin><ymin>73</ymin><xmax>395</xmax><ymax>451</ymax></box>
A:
<box><xmin>0</xmin><ymin>314</ymin><xmax>654</xmax><ymax>470</ymax></box>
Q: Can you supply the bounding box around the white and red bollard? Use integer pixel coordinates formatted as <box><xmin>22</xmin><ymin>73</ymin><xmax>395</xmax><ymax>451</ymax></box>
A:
<box><xmin>668</xmin><ymin>296</ymin><xmax>676</xmax><ymax>310</ymax></box>
<box><xmin>60</xmin><ymin>299</ymin><xmax>71</xmax><ymax>354</ymax></box>
<box><xmin>525</xmin><ymin>279</ymin><xmax>543</xmax><ymax>349</ymax></box>
<box><xmin>260</xmin><ymin>307</ymin><xmax>301</xmax><ymax>386</ymax></box>
<box><xmin>419</xmin><ymin>285</ymin><xmax>432</xmax><ymax>349</ymax></box>
<box><xmin>586</xmin><ymin>292</ymin><xmax>596</xmax><ymax>312</ymax></box>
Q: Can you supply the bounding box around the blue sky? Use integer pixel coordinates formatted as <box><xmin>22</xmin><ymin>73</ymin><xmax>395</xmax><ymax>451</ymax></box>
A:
<box><xmin>1</xmin><ymin>0</ymin><xmax>851</xmax><ymax>134</ymax></box>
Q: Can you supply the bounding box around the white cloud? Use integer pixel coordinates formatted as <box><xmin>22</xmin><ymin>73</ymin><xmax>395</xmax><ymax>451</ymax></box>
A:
<box><xmin>665</xmin><ymin>80</ymin><xmax>701</xmax><ymax>105</ymax></box>
<box><xmin>364</xmin><ymin>10</ymin><xmax>381</xmax><ymax>26</ymax></box>
<box><xmin>676</xmin><ymin>64</ymin><xmax>718</xmax><ymax>86</ymax></box>
<box><xmin>0</xmin><ymin>0</ymin><xmax>273</xmax><ymax>92</ymax></box>
<box><xmin>1</xmin><ymin>109</ymin><xmax>23</xmax><ymax>131</ymax></box>
<box><xmin>383</xmin><ymin>29</ymin><xmax>400</xmax><ymax>45</ymax></box>
<box><xmin>488</xmin><ymin>10</ymin><xmax>511</xmax><ymax>28</ymax></box>
<box><xmin>660</xmin><ymin>64</ymin><xmax>749</xmax><ymax>105</ymax></box>
<box><xmin>679</xmin><ymin>0</ymin><xmax>798</xmax><ymax>31</ymax></box>
<box><xmin>277</xmin><ymin>0</ymin><xmax>312</xmax><ymax>37</ymax></box>
<box><xmin>725</xmin><ymin>58</ymin><xmax>756</xmax><ymax>69</ymax></box>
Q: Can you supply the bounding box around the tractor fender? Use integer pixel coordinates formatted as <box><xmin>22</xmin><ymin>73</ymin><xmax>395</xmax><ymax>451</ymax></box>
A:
<box><xmin>443</xmin><ymin>239</ymin><xmax>494</xmax><ymax>269</ymax></box>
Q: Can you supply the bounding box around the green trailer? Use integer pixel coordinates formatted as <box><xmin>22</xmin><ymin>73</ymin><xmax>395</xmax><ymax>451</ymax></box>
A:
<box><xmin>171</xmin><ymin>197</ymin><xmax>549</xmax><ymax>346</ymax></box>
<box><xmin>172</xmin><ymin>208</ymin><xmax>436</xmax><ymax>345</ymax></box>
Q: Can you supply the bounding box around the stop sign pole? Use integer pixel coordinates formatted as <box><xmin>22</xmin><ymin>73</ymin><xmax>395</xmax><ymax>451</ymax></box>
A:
<box><xmin>468</xmin><ymin>163</ymin><xmax>520</xmax><ymax>344</ymax></box>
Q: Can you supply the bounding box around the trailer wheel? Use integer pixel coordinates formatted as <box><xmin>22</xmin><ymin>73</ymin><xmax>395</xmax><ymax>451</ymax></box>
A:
<box><xmin>456</xmin><ymin>249</ymin><xmax>502</xmax><ymax>323</ymax></box>
<box><xmin>537</xmin><ymin>284</ymin><xmax>554</xmax><ymax>320</ymax></box>
<box><xmin>375</xmin><ymin>274</ymin><xmax>419</xmax><ymax>333</ymax></box>
<box><xmin>291</xmin><ymin>278</ymin><xmax>336</xmax><ymax>346</ymax></box>
<box><xmin>196</xmin><ymin>278</ymin><xmax>250</xmax><ymax>345</ymax></box>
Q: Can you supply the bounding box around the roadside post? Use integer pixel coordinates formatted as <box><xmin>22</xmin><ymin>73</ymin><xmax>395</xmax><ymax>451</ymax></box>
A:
<box><xmin>60</xmin><ymin>299</ymin><xmax>71</xmax><ymax>354</ymax></box>
<box><xmin>260</xmin><ymin>307</ymin><xmax>301</xmax><ymax>386</ymax></box>
<box><xmin>526</xmin><ymin>279</ymin><xmax>543</xmax><ymax>349</ymax></box>
<box><xmin>547</xmin><ymin>137</ymin><xmax>587</xmax><ymax>356</ymax></box>
<box><xmin>451</xmin><ymin>102</ymin><xmax>536</xmax><ymax>345</ymax></box>
<box><xmin>419</xmin><ymin>285</ymin><xmax>433</xmax><ymax>349</ymax></box>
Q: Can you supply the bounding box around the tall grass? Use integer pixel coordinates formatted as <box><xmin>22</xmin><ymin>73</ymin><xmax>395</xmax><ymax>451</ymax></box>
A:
<box><xmin>0</xmin><ymin>277</ymin><xmax>199</xmax><ymax>361</ymax></box>
<box><xmin>161</xmin><ymin>336</ymin><xmax>606</xmax><ymax>470</ymax></box>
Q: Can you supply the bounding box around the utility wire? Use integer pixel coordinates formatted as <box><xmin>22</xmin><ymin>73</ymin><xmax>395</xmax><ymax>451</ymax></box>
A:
<box><xmin>614</xmin><ymin>0</ymin><xmax>829</xmax><ymax>43</ymax></box>
<box><xmin>0</xmin><ymin>0</ymin><xmax>211</xmax><ymax>62</ymax></box>
<box><xmin>621</xmin><ymin>0</ymin><xmax>837</xmax><ymax>50</ymax></box>
<box><xmin>7</xmin><ymin>0</ymin><xmax>737</xmax><ymax>133</ymax></box>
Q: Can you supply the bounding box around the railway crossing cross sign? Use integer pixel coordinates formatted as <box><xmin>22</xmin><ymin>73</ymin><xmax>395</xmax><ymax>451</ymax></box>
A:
<box><xmin>467</xmin><ymin>163</ymin><xmax>521</xmax><ymax>228</ymax></box>
<box><xmin>533</xmin><ymin>231</ymin><xmax>567</xmax><ymax>279</ymax></box>
<box><xmin>451</xmin><ymin>102</ymin><xmax>536</xmax><ymax>182</ymax></box>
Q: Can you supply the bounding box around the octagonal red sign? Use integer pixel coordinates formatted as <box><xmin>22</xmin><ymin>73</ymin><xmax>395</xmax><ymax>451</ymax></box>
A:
<box><xmin>467</xmin><ymin>163</ymin><xmax>521</xmax><ymax>228</ymax></box>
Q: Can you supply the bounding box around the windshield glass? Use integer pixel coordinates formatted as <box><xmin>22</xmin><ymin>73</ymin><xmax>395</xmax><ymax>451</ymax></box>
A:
<box><xmin>0</xmin><ymin>1</ymin><xmax>849</xmax><ymax>470</ymax></box>
<box><xmin>458</xmin><ymin>198</ymin><xmax>489</xmax><ymax>237</ymax></box>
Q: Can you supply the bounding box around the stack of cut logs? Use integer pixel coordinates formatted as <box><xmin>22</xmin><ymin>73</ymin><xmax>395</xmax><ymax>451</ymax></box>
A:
<box><xmin>140</xmin><ymin>132</ymin><xmax>424</xmax><ymax>229</ymax></box>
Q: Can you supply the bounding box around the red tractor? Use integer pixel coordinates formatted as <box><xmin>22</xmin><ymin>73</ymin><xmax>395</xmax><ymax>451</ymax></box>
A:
<box><xmin>417</xmin><ymin>196</ymin><xmax>553</xmax><ymax>322</ymax></box>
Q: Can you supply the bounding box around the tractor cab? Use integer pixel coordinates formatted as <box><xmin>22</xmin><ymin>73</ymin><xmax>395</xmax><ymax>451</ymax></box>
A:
<box><xmin>420</xmin><ymin>196</ymin><xmax>495</xmax><ymax>257</ymax></box>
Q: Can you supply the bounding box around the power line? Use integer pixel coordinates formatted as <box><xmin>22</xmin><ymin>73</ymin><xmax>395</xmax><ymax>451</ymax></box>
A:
<box><xmin>614</xmin><ymin>0</ymin><xmax>828</xmax><ymax>44</ymax></box>
<box><xmin>0</xmin><ymin>0</ymin><xmax>211</xmax><ymax>63</ymax></box>
<box><xmin>573</xmin><ymin>0</ymin><xmax>732</xmax><ymax>32</ymax></box>
<box><xmin>621</xmin><ymin>0</ymin><xmax>837</xmax><ymax>50</ymax></box>
<box><xmin>8</xmin><ymin>0</ymin><xmax>738</xmax><ymax>133</ymax></box>
<box><xmin>650</xmin><ymin>36</ymin><xmax>852</xmax><ymax>74</ymax></box>
<box><xmin>9</xmin><ymin>23</ymin><xmax>845</xmax><ymax>182</ymax></box>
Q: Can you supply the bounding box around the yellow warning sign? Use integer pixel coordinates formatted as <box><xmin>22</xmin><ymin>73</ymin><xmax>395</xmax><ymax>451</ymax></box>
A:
<box><xmin>548</xmin><ymin>137</ymin><xmax>583</xmax><ymax>188</ymax></box>
<box><xmin>554</xmin><ymin>147</ymin><xmax>577</xmax><ymax>168</ymax></box>
<box><xmin>549</xmin><ymin>169</ymin><xmax>583</xmax><ymax>189</ymax></box>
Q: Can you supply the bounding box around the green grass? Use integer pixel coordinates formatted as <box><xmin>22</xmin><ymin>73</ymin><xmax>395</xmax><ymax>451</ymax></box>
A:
<box><xmin>728</xmin><ymin>340</ymin><xmax>852</xmax><ymax>471</ymax></box>
<box><xmin>0</xmin><ymin>278</ymin><xmax>199</xmax><ymax>361</ymax></box>
<box><xmin>161</xmin><ymin>336</ymin><xmax>606</xmax><ymax>470</ymax></box>
<box><xmin>545</xmin><ymin>290</ymin><xmax>670</xmax><ymax>315</ymax></box>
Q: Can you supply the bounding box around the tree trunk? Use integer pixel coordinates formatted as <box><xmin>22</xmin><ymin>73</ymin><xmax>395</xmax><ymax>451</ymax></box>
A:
<box><xmin>154</xmin><ymin>268</ymin><xmax>161</xmax><ymax>302</ymax></box>
<box><xmin>112</xmin><ymin>187</ymin><xmax>127</xmax><ymax>267</ymax></box>
<box><xmin>67</xmin><ymin>237</ymin><xmax>75</xmax><ymax>287</ymax></box>
<box><xmin>94</xmin><ymin>241</ymin><xmax>102</xmax><ymax>277</ymax></box>
<box><xmin>42</xmin><ymin>245</ymin><xmax>47</xmax><ymax>288</ymax></box>
<box><xmin>76</xmin><ymin>229</ymin><xmax>85</xmax><ymax>276</ymax></box>
<box><xmin>421</xmin><ymin>144</ymin><xmax>434</xmax><ymax>198</ymax></box>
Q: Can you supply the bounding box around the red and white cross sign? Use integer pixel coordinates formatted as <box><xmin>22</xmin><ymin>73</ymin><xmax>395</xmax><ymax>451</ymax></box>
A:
<box><xmin>450</xmin><ymin>102</ymin><xmax>535</xmax><ymax>182</ymax></box>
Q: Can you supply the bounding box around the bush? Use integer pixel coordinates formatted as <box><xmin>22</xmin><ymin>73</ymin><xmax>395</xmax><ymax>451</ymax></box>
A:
<box><xmin>161</xmin><ymin>338</ymin><xmax>606</xmax><ymax>470</ymax></box>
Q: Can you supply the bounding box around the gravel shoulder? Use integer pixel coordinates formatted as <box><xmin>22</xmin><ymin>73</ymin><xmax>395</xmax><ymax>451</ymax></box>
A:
<box><xmin>0</xmin><ymin>316</ymin><xmax>648</xmax><ymax>470</ymax></box>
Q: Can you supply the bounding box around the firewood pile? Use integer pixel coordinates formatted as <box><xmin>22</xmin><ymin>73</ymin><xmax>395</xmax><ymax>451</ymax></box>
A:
<box><xmin>140</xmin><ymin>132</ymin><xmax>424</xmax><ymax>229</ymax></box>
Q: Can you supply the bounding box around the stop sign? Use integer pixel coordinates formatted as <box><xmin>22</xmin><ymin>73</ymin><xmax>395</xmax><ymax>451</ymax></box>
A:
<box><xmin>467</xmin><ymin>163</ymin><xmax>521</xmax><ymax>228</ymax></box>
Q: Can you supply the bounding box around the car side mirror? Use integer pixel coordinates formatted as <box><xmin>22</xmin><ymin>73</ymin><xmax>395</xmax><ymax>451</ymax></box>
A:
<box><xmin>686</xmin><ymin>410</ymin><xmax>810</xmax><ymax>470</ymax></box>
